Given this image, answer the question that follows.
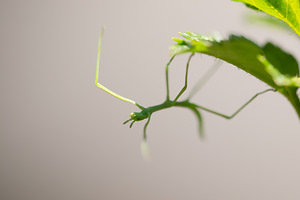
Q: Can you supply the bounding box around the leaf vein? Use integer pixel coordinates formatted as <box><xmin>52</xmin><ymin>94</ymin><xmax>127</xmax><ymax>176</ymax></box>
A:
<box><xmin>264</xmin><ymin>0</ymin><xmax>298</xmax><ymax>33</ymax></box>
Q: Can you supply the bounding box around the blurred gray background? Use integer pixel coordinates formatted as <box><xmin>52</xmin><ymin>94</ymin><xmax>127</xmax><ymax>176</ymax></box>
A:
<box><xmin>1</xmin><ymin>0</ymin><xmax>300</xmax><ymax>199</ymax></box>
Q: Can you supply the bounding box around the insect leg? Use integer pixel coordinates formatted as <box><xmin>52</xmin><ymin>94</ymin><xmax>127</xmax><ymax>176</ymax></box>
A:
<box><xmin>173</xmin><ymin>53</ymin><xmax>195</xmax><ymax>102</ymax></box>
<box><xmin>188</xmin><ymin>60</ymin><xmax>222</xmax><ymax>100</ymax></box>
<box><xmin>165</xmin><ymin>56</ymin><xmax>176</xmax><ymax>101</ymax></box>
<box><xmin>143</xmin><ymin>113</ymin><xmax>152</xmax><ymax>141</ymax></box>
<box><xmin>193</xmin><ymin>89</ymin><xmax>276</xmax><ymax>119</ymax></box>
<box><xmin>95</xmin><ymin>26</ymin><xmax>144</xmax><ymax>109</ymax></box>
<box><xmin>189</xmin><ymin>107</ymin><xmax>204</xmax><ymax>139</ymax></box>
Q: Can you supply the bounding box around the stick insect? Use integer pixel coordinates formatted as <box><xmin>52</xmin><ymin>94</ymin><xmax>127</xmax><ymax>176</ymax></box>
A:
<box><xmin>95</xmin><ymin>27</ymin><xmax>275</xmax><ymax>142</ymax></box>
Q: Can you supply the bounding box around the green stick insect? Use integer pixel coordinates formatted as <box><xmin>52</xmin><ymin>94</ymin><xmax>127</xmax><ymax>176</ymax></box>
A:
<box><xmin>95</xmin><ymin>27</ymin><xmax>275</xmax><ymax>142</ymax></box>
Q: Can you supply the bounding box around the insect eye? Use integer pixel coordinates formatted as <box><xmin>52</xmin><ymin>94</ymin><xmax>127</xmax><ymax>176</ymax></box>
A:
<box><xmin>137</xmin><ymin>118</ymin><xmax>140</xmax><ymax>120</ymax></box>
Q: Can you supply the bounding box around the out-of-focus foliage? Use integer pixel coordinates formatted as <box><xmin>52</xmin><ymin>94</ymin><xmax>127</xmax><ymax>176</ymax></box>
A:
<box><xmin>233</xmin><ymin>0</ymin><xmax>300</xmax><ymax>37</ymax></box>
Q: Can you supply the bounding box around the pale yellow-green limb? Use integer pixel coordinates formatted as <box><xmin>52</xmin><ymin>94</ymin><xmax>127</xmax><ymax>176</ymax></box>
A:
<box><xmin>95</xmin><ymin>27</ymin><xmax>144</xmax><ymax>109</ymax></box>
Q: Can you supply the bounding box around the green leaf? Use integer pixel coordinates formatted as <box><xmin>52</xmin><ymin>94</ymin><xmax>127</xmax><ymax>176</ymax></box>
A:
<box><xmin>233</xmin><ymin>0</ymin><xmax>300</xmax><ymax>37</ymax></box>
<box><xmin>171</xmin><ymin>32</ymin><xmax>300</xmax><ymax>118</ymax></box>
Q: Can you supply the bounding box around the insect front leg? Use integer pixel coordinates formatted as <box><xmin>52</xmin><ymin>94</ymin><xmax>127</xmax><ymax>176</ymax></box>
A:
<box><xmin>95</xmin><ymin>26</ymin><xmax>144</xmax><ymax>109</ymax></box>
